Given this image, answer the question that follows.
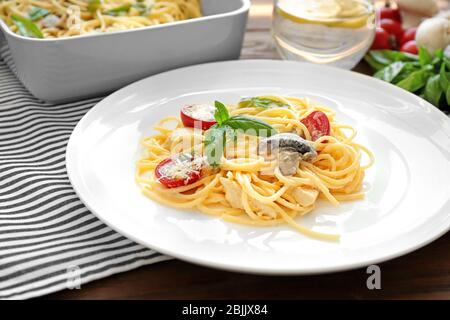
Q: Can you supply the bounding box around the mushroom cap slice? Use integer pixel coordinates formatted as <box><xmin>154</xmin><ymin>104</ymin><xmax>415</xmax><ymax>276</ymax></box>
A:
<box><xmin>258</xmin><ymin>133</ymin><xmax>317</xmax><ymax>175</ymax></box>
<box><xmin>258</xmin><ymin>133</ymin><xmax>317</xmax><ymax>161</ymax></box>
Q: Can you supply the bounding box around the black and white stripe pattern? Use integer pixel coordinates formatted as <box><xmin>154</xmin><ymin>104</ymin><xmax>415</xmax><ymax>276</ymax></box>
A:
<box><xmin>0</xmin><ymin>55</ymin><xmax>170</xmax><ymax>299</ymax></box>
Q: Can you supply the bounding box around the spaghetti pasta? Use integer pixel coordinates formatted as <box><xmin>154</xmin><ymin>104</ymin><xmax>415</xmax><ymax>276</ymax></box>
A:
<box><xmin>136</xmin><ymin>95</ymin><xmax>374</xmax><ymax>241</ymax></box>
<box><xmin>0</xmin><ymin>0</ymin><xmax>202</xmax><ymax>39</ymax></box>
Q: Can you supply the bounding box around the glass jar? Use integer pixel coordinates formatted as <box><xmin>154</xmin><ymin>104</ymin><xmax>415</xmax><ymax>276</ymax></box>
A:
<box><xmin>272</xmin><ymin>0</ymin><xmax>376</xmax><ymax>69</ymax></box>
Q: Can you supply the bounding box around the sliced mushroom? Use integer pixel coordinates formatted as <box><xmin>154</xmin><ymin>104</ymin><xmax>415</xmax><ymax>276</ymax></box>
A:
<box><xmin>258</xmin><ymin>133</ymin><xmax>317</xmax><ymax>176</ymax></box>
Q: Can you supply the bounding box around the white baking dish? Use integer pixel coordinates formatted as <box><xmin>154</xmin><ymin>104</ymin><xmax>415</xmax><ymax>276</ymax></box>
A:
<box><xmin>0</xmin><ymin>0</ymin><xmax>250</xmax><ymax>102</ymax></box>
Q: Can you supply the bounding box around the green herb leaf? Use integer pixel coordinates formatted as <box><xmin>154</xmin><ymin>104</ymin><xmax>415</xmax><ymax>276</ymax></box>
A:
<box><xmin>367</xmin><ymin>51</ymin><xmax>393</xmax><ymax>66</ymax></box>
<box><xmin>382</xmin><ymin>50</ymin><xmax>419</xmax><ymax>62</ymax></box>
<box><xmin>424</xmin><ymin>74</ymin><xmax>442</xmax><ymax>107</ymax></box>
<box><xmin>239</xmin><ymin>97</ymin><xmax>287</xmax><ymax>109</ymax></box>
<box><xmin>132</xmin><ymin>3</ymin><xmax>150</xmax><ymax>15</ymax></box>
<box><xmin>105</xmin><ymin>4</ymin><xmax>131</xmax><ymax>16</ymax></box>
<box><xmin>364</xmin><ymin>54</ymin><xmax>386</xmax><ymax>71</ymax></box>
<box><xmin>204</xmin><ymin>124</ymin><xmax>226</xmax><ymax>167</ymax></box>
<box><xmin>444</xmin><ymin>57</ymin><xmax>450</xmax><ymax>71</ymax></box>
<box><xmin>88</xmin><ymin>0</ymin><xmax>101</xmax><ymax>13</ymax></box>
<box><xmin>214</xmin><ymin>101</ymin><xmax>230</xmax><ymax>125</ymax></box>
<box><xmin>28</xmin><ymin>7</ymin><xmax>50</xmax><ymax>21</ymax></box>
<box><xmin>374</xmin><ymin>61</ymin><xmax>406</xmax><ymax>83</ymax></box>
<box><xmin>392</xmin><ymin>62</ymin><xmax>421</xmax><ymax>83</ymax></box>
<box><xmin>367</xmin><ymin>48</ymin><xmax>450</xmax><ymax>111</ymax></box>
<box><xmin>419</xmin><ymin>47</ymin><xmax>432</xmax><ymax>66</ymax></box>
<box><xmin>439</xmin><ymin>63</ymin><xmax>450</xmax><ymax>91</ymax></box>
<box><xmin>396</xmin><ymin>69</ymin><xmax>432</xmax><ymax>93</ymax></box>
<box><xmin>446</xmin><ymin>85</ymin><xmax>450</xmax><ymax>106</ymax></box>
<box><xmin>11</xmin><ymin>14</ymin><xmax>43</xmax><ymax>38</ymax></box>
<box><xmin>434</xmin><ymin>49</ymin><xmax>444</xmax><ymax>60</ymax></box>
<box><xmin>365</xmin><ymin>50</ymin><xmax>419</xmax><ymax>71</ymax></box>
<box><xmin>224</xmin><ymin>116</ymin><xmax>277</xmax><ymax>137</ymax></box>
<box><xmin>368</xmin><ymin>50</ymin><xmax>418</xmax><ymax>65</ymax></box>
<box><xmin>203</xmin><ymin>105</ymin><xmax>277</xmax><ymax>167</ymax></box>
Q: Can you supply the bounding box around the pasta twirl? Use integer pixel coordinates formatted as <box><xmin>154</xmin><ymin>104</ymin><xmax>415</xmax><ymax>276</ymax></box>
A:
<box><xmin>136</xmin><ymin>95</ymin><xmax>374</xmax><ymax>241</ymax></box>
<box><xmin>0</xmin><ymin>0</ymin><xmax>202</xmax><ymax>39</ymax></box>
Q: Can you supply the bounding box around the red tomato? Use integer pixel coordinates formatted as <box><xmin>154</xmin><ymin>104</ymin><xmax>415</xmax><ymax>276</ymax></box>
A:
<box><xmin>155</xmin><ymin>154</ymin><xmax>203</xmax><ymax>188</ymax></box>
<box><xmin>401</xmin><ymin>28</ymin><xmax>417</xmax><ymax>46</ymax></box>
<box><xmin>377</xmin><ymin>6</ymin><xmax>402</xmax><ymax>23</ymax></box>
<box><xmin>379</xmin><ymin>19</ymin><xmax>404</xmax><ymax>46</ymax></box>
<box><xmin>301</xmin><ymin>111</ymin><xmax>331</xmax><ymax>141</ymax></box>
<box><xmin>371</xmin><ymin>27</ymin><xmax>392</xmax><ymax>50</ymax></box>
<box><xmin>180</xmin><ymin>104</ymin><xmax>217</xmax><ymax>130</ymax></box>
<box><xmin>400</xmin><ymin>40</ymin><xmax>418</xmax><ymax>54</ymax></box>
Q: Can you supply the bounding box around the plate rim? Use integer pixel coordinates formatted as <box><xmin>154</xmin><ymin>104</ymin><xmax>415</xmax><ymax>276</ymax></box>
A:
<box><xmin>66</xmin><ymin>59</ymin><xmax>450</xmax><ymax>275</ymax></box>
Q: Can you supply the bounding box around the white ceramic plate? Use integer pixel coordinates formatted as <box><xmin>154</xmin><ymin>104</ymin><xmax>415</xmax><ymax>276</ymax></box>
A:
<box><xmin>66</xmin><ymin>60</ymin><xmax>450</xmax><ymax>275</ymax></box>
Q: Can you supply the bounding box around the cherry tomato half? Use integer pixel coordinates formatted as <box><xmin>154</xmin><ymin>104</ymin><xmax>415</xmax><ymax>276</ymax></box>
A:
<box><xmin>301</xmin><ymin>111</ymin><xmax>331</xmax><ymax>141</ymax></box>
<box><xmin>401</xmin><ymin>27</ymin><xmax>417</xmax><ymax>46</ymax></box>
<box><xmin>400</xmin><ymin>40</ymin><xmax>418</xmax><ymax>54</ymax></box>
<box><xmin>371</xmin><ymin>27</ymin><xmax>392</xmax><ymax>50</ymax></box>
<box><xmin>379</xmin><ymin>19</ymin><xmax>404</xmax><ymax>46</ymax></box>
<box><xmin>155</xmin><ymin>154</ymin><xmax>203</xmax><ymax>188</ymax></box>
<box><xmin>181</xmin><ymin>104</ymin><xmax>217</xmax><ymax>130</ymax></box>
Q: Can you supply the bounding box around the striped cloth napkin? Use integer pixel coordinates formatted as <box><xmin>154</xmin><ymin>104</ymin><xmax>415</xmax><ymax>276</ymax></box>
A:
<box><xmin>0</xmin><ymin>54</ymin><xmax>171</xmax><ymax>299</ymax></box>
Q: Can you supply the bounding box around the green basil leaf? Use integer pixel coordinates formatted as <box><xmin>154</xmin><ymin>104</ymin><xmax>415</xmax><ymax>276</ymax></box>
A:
<box><xmin>11</xmin><ymin>14</ymin><xmax>43</xmax><ymax>38</ymax></box>
<box><xmin>444</xmin><ymin>57</ymin><xmax>450</xmax><ymax>71</ymax></box>
<box><xmin>365</xmin><ymin>50</ymin><xmax>419</xmax><ymax>71</ymax></box>
<box><xmin>105</xmin><ymin>4</ymin><xmax>131</xmax><ymax>16</ymax></box>
<box><xmin>204</xmin><ymin>125</ymin><xmax>226</xmax><ymax>167</ymax></box>
<box><xmin>374</xmin><ymin>61</ymin><xmax>406</xmax><ymax>83</ymax></box>
<box><xmin>419</xmin><ymin>47</ymin><xmax>432</xmax><ymax>66</ymax></box>
<box><xmin>434</xmin><ymin>49</ymin><xmax>444</xmax><ymax>60</ymax></box>
<box><xmin>239</xmin><ymin>97</ymin><xmax>287</xmax><ymax>109</ymax></box>
<box><xmin>396</xmin><ymin>69</ymin><xmax>432</xmax><ymax>92</ymax></box>
<box><xmin>439</xmin><ymin>63</ymin><xmax>450</xmax><ymax>91</ymax></box>
<box><xmin>28</xmin><ymin>7</ymin><xmax>50</xmax><ymax>21</ymax></box>
<box><xmin>214</xmin><ymin>101</ymin><xmax>230</xmax><ymax>125</ymax></box>
<box><xmin>391</xmin><ymin>63</ymin><xmax>420</xmax><ymax>83</ymax></box>
<box><xmin>203</xmin><ymin>114</ymin><xmax>276</xmax><ymax>167</ymax></box>
<box><xmin>364</xmin><ymin>54</ymin><xmax>386</xmax><ymax>71</ymax></box>
<box><xmin>368</xmin><ymin>50</ymin><xmax>393</xmax><ymax>65</ymax></box>
<box><xmin>224</xmin><ymin>116</ymin><xmax>277</xmax><ymax>137</ymax></box>
<box><xmin>132</xmin><ymin>3</ymin><xmax>150</xmax><ymax>15</ymax></box>
<box><xmin>446</xmin><ymin>85</ymin><xmax>450</xmax><ymax>106</ymax></box>
<box><xmin>383</xmin><ymin>50</ymin><xmax>419</xmax><ymax>62</ymax></box>
<box><xmin>424</xmin><ymin>74</ymin><xmax>442</xmax><ymax>107</ymax></box>
<box><xmin>88</xmin><ymin>0</ymin><xmax>101</xmax><ymax>13</ymax></box>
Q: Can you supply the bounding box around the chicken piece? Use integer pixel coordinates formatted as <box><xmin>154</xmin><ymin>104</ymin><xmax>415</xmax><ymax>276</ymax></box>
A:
<box><xmin>249</xmin><ymin>199</ymin><xmax>277</xmax><ymax>219</ymax></box>
<box><xmin>220</xmin><ymin>177</ymin><xmax>243</xmax><ymax>209</ymax></box>
<box><xmin>292</xmin><ymin>188</ymin><xmax>319</xmax><ymax>207</ymax></box>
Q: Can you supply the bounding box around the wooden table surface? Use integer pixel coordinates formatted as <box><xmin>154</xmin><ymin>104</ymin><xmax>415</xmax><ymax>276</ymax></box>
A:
<box><xmin>47</xmin><ymin>0</ymin><xmax>450</xmax><ymax>300</ymax></box>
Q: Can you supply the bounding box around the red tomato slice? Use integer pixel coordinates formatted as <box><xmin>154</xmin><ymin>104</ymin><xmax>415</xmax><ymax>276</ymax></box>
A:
<box><xmin>301</xmin><ymin>111</ymin><xmax>331</xmax><ymax>141</ymax></box>
<box><xmin>181</xmin><ymin>104</ymin><xmax>217</xmax><ymax>130</ymax></box>
<box><xmin>155</xmin><ymin>154</ymin><xmax>203</xmax><ymax>188</ymax></box>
